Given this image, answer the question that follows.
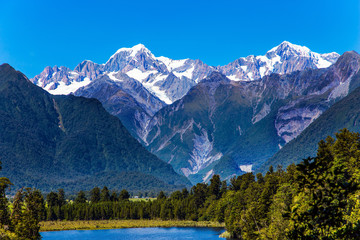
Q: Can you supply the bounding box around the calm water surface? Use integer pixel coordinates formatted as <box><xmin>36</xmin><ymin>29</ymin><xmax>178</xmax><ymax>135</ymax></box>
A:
<box><xmin>41</xmin><ymin>227</ymin><xmax>226</xmax><ymax>240</ymax></box>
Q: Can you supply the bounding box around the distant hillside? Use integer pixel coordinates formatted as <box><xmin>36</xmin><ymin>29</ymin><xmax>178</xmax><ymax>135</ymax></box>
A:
<box><xmin>0</xmin><ymin>64</ymin><xmax>190</xmax><ymax>193</ymax></box>
<box><xmin>143</xmin><ymin>51</ymin><xmax>360</xmax><ymax>183</ymax></box>
<box><xmin>260</xmin><ymin>67</ymin><xmax>360</xmax><ymax>173</ymax></box>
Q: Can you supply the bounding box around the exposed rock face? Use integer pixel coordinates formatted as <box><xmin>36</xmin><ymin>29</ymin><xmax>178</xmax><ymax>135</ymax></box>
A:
<box><xmin>144</xmin><ymin>52</ymin><xmax>360</xmax><ymax>183</ymax></box>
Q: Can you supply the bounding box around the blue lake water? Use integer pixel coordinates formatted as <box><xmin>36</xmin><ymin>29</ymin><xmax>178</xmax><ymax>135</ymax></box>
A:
<box><xmin>41</xmin><ymin>227</ymin><xmax>226</xmax><ymax>240</ymax></box>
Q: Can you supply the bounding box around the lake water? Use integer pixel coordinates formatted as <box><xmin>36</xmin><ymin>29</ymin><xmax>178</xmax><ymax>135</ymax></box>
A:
<box><xmin>41</xmin><ymin>227</ymin><xmax>226</xmax><ymax>240</ymax></box>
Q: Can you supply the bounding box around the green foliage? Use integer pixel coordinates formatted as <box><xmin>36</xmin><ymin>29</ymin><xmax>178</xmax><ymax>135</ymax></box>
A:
<box><xmin>9</xmin><ymin>188</ymin><xmax>45</xmax><ymax>240</ymax></box>
<box><xmin>75</xmin><ymin>191</ymin><xmax>87</xmax><ymax>204</ymax></box>
<box><xmin>0</xmin><ymin>177</ymin><xmax>12</xmax><ymax>227</ymax></box>
<box><xmin>3</xmin><ymin>127</ymin><xmax>360</xmax><ymax>240</ymax></box>
<box><xmin>100</xmin><ymin>187</ymin><xmax>110</xmax><ymax>202</ymax></box>
<box><xmin>0</xmin><ymin>64</ymin><xmax>190</xmax><ymax>193</ymax></box>
<box><xmin>119</xmin><ymin>189</ymin><xmax>130</xmax><ymax>201</ymax></box>
<box><xmin>90</xmin><ymin>187</ymin><xmax>101</xmax><ymax>203</ymax></box>
<box><xmin>289</xmin><ymin>129</ymin><xmax>360</xmax><ymax>239</ymax></box>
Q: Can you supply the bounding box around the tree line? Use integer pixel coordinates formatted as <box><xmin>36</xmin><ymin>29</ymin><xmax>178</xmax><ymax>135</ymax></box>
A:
<box><xmin>1</xmin><ymin>129</ymin><xmax>360</xmax><ymax>239</ymax></box>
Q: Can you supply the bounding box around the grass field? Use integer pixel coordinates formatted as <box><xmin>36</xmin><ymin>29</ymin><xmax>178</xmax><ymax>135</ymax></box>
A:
<box><xmin>129</xmin><ymin>197</ymin><xmax>156</xmax><ymax>202</ymax></box>
<box><xmin>40</xmin><ymin>220</ymin><xmax>225</xmax><ymax>232</ymax></box>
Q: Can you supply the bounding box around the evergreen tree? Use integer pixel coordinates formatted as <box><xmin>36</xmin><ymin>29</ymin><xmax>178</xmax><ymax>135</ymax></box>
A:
<box><xmin>90</xmin><ymin>187</ymin><xmax>101</xmax><ymax>203</ymax></box>
<box><xmin>57</xmin><ymin>189</ymin><xmax>66</xmax><ymax>220</ymax></box>
<box><xmin>110</xmin><ymin>191</ymin><xmax>118</xmax><ymax>202</ymax></box>
<box><xmin>75</xmin><ymin>191</ymin><xmax>87</xmax><ymax>204</ymax></box>
<box><xmin>119</xmin><ymin>189</ymin><xmax>130</xmax><ymax>201</ymax></box>
<box><xmin>46</xmin><ymin>192</ymin><xmax>58</xmax><ymax>220</ymax></box>
<box><xmin>209</xmin><ymin>175</ymin><xmax>221</xmax><ymax>199</ymax></box>
<box><xmin>157</xmin><ymin>191</ymin><xmax>166</xmax><ymax>200</ymax></box>
<box><xmin>0</xmin><ymin>177</ymin><xmax>12</xmax><ymax>228</ymax></box>
<box><xmin>14</xmin><ymin>188</ymin><xmax>45</xmax><ymax>240</ymax></box>
<box><xmin>100</xmin><ymin>186</ymin><xmax>110</xmax><ymax>202</ymax></box>
<box><xmin>10</xmin><ymin>189</ymin><xmax>24</xmax><ymax>230</ymax></box>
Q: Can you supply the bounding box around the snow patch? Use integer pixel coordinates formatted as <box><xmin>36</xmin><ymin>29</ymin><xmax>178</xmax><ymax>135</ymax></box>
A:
<box><xmin>240</xmin><ymin>65</ymin><xmax>247</xmax><ymax>72</ymax></box>
<box><xmin>173</xmin><ymin>66</ymin><xmax>194</xmax><ymax>79</ymax></box>
<box><xmin>126</xmin><ymin>69</ymin><xmax>157</xmax><ymax>81</ymax></box>
<box><xmin>107</xmin><ymin>72</ymin><xmax>123</xmax><ymax>82</ymax></box>
<box><xmin>157</xmin><ymin>56</ymin><xmax>188</xmax><ymax>71</ymax></box>
<box><xmin>239</xmin><ymin>165</ymin><xmax>252</xmax><ymax>173</ymax></box>
<box><xmin>48</xmin><ymin>77</ymin><xmax>92</xmax><ymax>95</ymax></box>
<box><xmin>226</xmin><ymin>74</ymin><xmax>239</xmax><ymax>81</ymax></box>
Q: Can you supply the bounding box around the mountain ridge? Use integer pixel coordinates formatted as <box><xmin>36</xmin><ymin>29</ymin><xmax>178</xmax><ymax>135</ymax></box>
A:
<box><xmin>142</xmin><ymin>51</ymin><xmax>359</xmax><ymax>183</ymax></box>
<box><xmin>0</xmin><ymin>63</ymin><xmax>190</xmax><ymax>192</ymax></box>
<box><xmin>31</xmin><ymin>41</ymin><xmax>339</xmax><ymax>105</ymax></box>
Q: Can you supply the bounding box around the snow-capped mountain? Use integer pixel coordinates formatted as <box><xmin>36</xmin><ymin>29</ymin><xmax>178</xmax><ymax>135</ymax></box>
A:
<box><xmin>218</xmin><ymin>41</ymin><xmax>339</xmax><ymax>81</ymax></box>
<box><xmin>31</xmin><ymin>41</ymin><xmax>339</xmax><ymax>105</ymax></box>
<box><xmin>29</xmin><ymin>42</ymin><xmax>343</xmax><ymax>183</ymax></box>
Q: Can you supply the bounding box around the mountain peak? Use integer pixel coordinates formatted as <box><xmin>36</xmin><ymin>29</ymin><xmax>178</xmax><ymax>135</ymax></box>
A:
<box><xmin>0</xmin><ymin>63</ymin><xmax>15</xmax><ymax>72</ymax></box>
<box><xmin>201</xmin><ymin>71</ymin><xmax>229</xmax><ymax>84</ymax></box>
<box><xmin>333</xmin><ymin>50</ymin><xmax>360</xmax><ymax>69</ymax></box>
<box><xmin>108</xmin><ymin>43</ymin><xmax>151</xmax><ymax>61</ymax></box>
<box><xmin>267</xmin><ymin>41</ymin><xmax>311</xmax><ymax>56</ymax></box>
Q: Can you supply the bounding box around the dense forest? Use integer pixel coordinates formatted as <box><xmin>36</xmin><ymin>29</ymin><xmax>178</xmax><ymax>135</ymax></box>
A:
<box><xmin>1</xmin><ymin>129</ymin><xmax>360</xmax><ymax>239</ymax></box>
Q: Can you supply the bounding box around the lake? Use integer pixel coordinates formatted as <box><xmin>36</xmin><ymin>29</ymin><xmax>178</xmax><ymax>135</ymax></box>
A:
<box><xmin>41</xmin><ymin>227</ymin><xmax>226</xmax><ymax>240</ymax></box>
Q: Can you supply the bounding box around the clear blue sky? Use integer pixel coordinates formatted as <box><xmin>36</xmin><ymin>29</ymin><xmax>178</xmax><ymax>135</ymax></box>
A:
<box><xmin>0</xmin><ymin>0</ymin><xmax>359</xmax><ymax>78</ymax></box>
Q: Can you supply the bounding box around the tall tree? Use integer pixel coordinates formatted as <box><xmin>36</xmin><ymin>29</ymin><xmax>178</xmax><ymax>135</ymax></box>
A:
<box><xmin>100</xmin><ymin>186</ymin><xmax>110</xmax><ymax>202</ymax></box>
<box><xmin>90</xmin><ymin>187</ymin><xmax>101</xmax><ymax>203</ymax></box>
<box><xmin>119</xmin><ymin>189</ymin><xmax>130</xmax><ymax>201</ymax></box>
<box><xmin>209</xmin><ymin>175</ymin><xmax>221</xmax><ymax>199</ymax></box>
<box><xmin>75</xmin><ymin>191</ymin><xmax>87</xmax><ymax>204</ymax></box>
<box><xmin>0</xmin><ymin>177</ymin><xmax>12</xmax><ymax>228</ymax></box>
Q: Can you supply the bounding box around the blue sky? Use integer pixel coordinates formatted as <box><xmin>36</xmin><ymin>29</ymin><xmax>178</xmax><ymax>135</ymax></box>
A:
<box><xmin>0</xmin><ymin>0</ymin><xmax>359</xmax><ymax>78</ymax></box>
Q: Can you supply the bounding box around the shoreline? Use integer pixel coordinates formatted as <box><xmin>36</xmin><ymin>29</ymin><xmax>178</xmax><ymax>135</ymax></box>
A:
<box><xmin>40</xmin><ymin>219</ymin><xmax>225</xmax><ymax>232</ymax></box>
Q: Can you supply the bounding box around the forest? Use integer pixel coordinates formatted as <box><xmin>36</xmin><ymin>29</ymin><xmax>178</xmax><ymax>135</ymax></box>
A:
<box><xmin>1</xmin><ymin>129</ymin><xmax>360</xmax><ymax>239</ymax></box>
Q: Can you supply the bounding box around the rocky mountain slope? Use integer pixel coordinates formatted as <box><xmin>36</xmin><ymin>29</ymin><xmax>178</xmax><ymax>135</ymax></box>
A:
<box><xmin>31</xmin><ymin>42</ymin><xmax>339</xmax><ymax>104</ymax></box>
<box><xmin>74</xmin><ymin>72</ymin><xmax>166</xmax><ymax>140</ymax></box>
<box><xmin>143</xmin><ymin>51</ymin><xmax>360</xmax><ymax>183</ymax></box>
<box><xmin>0</xmin><ymin>63</ymin><xmax>190</xmax><ymax>193</ymax></box>
<box><xmin>31</xmin><ymin>42</ymin><xmax>339</xmax><ymax>143</ymax></box>
<box><xmin>259</xmin><ymin>51</ymin><xmax>360</xmax><ymax>173</ymax></box>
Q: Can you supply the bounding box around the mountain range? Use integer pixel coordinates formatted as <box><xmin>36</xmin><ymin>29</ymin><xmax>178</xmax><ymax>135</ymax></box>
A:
<box><xmin>0</xmin><ymin>63</ymin><xmax>190</xmax><ymax>193</ymax></box>
<box><xmin>31</xmin><ymin>41</ymin><xmax>339</xmax><ymax>142</ymax></box>
<box><xmin>145</xmin><ymin>51</ymin><xmax>360</xmax><ymax>183</ymax></box>
<box><xmin>28</xmin><ymin>42</ymin><xmax>360</xmax><ymax>184</ymax></box>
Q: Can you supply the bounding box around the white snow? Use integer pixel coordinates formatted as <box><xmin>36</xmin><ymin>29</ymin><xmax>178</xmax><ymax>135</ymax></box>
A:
<box><xmin>106</xmin><ymin>43</ymin><xmax>153</xmax><ymax>63</ymax></box>
<box><xmin>173</xmin><ymin>65</ymin><xmax>194</xmax><ymax>79</ymax></box>
<box><xmin>141</xmin><ymin>79</ymin><xmax>173</xmax><ymax>104</ymax></box>
<box><xmin>240</xmin><ymin>65</ymin><xmax>247</xmax><ymax>72</ymax></box>
<box><xmin>48</xmin><ymin>77</ymin><xmax>92</xmax><ymax>95</ymax></box>
<box><xmin>314</xmin><ymin>55</ymin><xmax>333</xmax><ymax>68</ymax></box>
<box><xmin>239</xmin><ymin>165</ymin><xmax>252</xmax><ymax>173</ymax></box>
<box><xmin>259</xmin><ymin>66</ymin><xmax>266</xmax><ymax>78</ymax></box>
<box><xmin>147</xmin><ymin>85</ymin><xmax>172</xmax><ymax>105</ymax></box>
<box><xmin>107</xmin><ymin>72</ymin><xmax>123</xmax><ymax>82</ymax></box>
<box><xmin>226</xmin><ymin>74</ymin><xmax>239</xmax><ymax>81</ymax></box>
<box><xmin>126</xmin><ymin>69</ymin><xmax>158</xmax><ymax>81</ymax></box>
<box><xmin>268</xmin><ymin>41</ymin><xmax>311</xmax><ymax>57</ymax></box>
<box><xmin>156</xmin><ymin>56</ymin><xmax>188</xmax><ymax>71</ymax></box>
